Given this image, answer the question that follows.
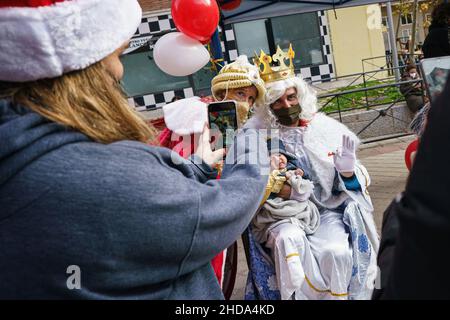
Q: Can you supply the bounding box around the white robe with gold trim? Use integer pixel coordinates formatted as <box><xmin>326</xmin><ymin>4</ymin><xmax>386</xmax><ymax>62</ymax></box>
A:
<box><xmin>246</xmin><ymin>113</ymin><xmax>379</xmax><ymax>300</ymax></box>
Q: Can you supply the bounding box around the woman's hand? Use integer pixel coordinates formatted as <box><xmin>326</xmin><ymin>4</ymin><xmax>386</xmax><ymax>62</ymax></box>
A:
<box><xmin>194</xmin><ymin>125</ymin><xmax>226</xmax><ymax>167</ymax></box>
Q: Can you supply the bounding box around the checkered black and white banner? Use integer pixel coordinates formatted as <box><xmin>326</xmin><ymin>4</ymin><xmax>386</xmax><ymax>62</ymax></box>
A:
<box><xmin>127</xmin><ymin>88</ymin><xmax>195</xmax><ymax>112</ymax></box>
<box><xmin>311</xmin><ymin>10</ymin><xmax>335</xmax><ymax>82</ymax></box>
<box><xmin>135</xmin><ymin>14</ymin><xmax>175</xmax><ymax>36</ymax></box>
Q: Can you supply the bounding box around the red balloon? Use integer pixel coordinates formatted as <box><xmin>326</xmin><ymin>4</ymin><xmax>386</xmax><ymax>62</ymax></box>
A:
<box><xmin>219</xmin><ymin>0</ymin><xmax>242</xmax><ymax>11</ymax></box>
<box><xmin>404</xmin><ymin>138</ymin><xmax>419</xmax><ymax>171</ymax></box>
<box><xmin>201</xmin><ymin>39</ymin><xmax>211</xmax><ymax>45</ymax></box>
<box><xmin>171</xmin><ymin>0</ymin><xmax>220</xmax><ymax>43</ymax></box>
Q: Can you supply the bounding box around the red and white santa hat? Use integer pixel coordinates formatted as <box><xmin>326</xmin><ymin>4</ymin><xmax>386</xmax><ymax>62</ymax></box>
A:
<box><xmin>0</xmin><ymin>0</ymin><xmax>142</xmax><ymax>82</ymax></box>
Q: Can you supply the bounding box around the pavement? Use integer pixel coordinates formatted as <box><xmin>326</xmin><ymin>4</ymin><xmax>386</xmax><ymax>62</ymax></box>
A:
<box><xmin>230</xmin><ymin>134</ymin><xmax>416</xmax><ymax>300</ymax></box>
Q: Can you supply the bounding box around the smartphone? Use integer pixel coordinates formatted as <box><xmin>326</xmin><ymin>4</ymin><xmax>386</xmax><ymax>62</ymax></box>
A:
<box><xmin>208</xmin><ymin>101</ymin><xmax>238</xmax><ymax>150</ymax></box>
<box><xmin>419</xmin><ymin>56</ymin><xmax>450</xmax><ymax>103</ymax></box>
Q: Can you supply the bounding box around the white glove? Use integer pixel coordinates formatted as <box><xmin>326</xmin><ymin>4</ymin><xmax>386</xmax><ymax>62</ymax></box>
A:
<box><xmin>333</xmin><ymin>135</ymin><xmax>356</xmax><ymax>173</ymax></box>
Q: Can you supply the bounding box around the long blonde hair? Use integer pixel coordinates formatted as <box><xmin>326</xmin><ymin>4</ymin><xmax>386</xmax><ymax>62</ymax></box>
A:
<box><xmin>0</xmin><ymin>61</ymin><xmax>157</xmax><ymax>144</ymax></box>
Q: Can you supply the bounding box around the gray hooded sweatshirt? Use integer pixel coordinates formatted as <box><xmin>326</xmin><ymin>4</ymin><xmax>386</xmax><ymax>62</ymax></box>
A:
<box><xmin>0</xmin><ymin>100</ymin><xmax>268</xmax><ymax>299</ymax></box>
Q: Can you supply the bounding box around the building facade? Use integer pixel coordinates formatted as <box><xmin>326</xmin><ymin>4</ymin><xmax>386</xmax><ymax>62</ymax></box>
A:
<box><xmin>124</xmin><ymin>1</ymin><xmax>385</xmax><ymax>111</ymax></box>
<box><xmin>327</xmin><ymin>5</ymin><xmax>387</xmax><ymax>77</ymax></box>
<box><xmin>380</xmin><ymin>1</ymin><xmax>435</xmax><ymax>54</ymax></box>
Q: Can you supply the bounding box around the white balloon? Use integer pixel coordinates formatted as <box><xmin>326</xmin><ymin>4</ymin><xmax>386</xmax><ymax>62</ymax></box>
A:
<box><xmin>153</xmin><ymin>32</ymin><xmax>210</xmax><ymax>77</ymax></box>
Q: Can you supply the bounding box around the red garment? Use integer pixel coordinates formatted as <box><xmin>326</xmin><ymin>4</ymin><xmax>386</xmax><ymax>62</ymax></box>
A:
<box><xmin>0</xmin><ymin>0</ymin><xmax>64</xmax><ymax>8</ymax></box>
<box><xmin>158</xmin><ymin>127</ymin><xmax>192</xmax><ymax>157</ymax></box>
<box><xmin>405</xmin><ymin>138</ymin><xmax>419</xmax><ymax>171</ymax></box>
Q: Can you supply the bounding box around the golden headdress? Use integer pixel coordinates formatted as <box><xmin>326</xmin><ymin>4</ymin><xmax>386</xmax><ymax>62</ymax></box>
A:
<box><xmin>211</xmin><ymin>55</ymin><xmax>266</xmax><ymax>104</ymax></box>
<box><xmin>253</xmin><ymin>44</ymin><xmax>295</xmax><ymax>83</ymax></box>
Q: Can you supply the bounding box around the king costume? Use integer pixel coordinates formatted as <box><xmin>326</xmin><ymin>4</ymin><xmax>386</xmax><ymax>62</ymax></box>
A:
<box><xmin>244</xmin><ymin>46</ymin><xmax>380</xmax><ymax>300</ymax></box>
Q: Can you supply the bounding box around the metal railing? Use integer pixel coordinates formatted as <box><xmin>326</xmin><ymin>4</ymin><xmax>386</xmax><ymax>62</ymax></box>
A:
<box><xmin>362</xmin><ymin>53</ymin><xmax>423</xmax><ymax>77</ymax></box>
<box><xmin>306</xmin><ymin>59</ymin><xmax>406</xmax><ymax>100</ymax></box>
<box><xmin>317</xmin><ymin>77</ymin><xmax>425</xmax><ymax>139</ymax></box>
<box><xmin>315</xmin><ymin>65</ymin><xmax>411</xmax><ymax>109</ymax></box>
<box><xmin>308</xmin><ymin>57</ymin><xmax>426</xmax><ymax>141</ymax></box>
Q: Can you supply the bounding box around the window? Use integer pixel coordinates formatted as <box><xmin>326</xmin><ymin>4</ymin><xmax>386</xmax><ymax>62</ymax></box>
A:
<box><xmin>382</xmin><ymin>16</ymin><xmax>388</xmax><ymax>27</ymax></box>
<box><xmin>399</xmin><ymin>29</ymin><xmax>411</xmax><ymax>50</ymax></box>
<box><xmin>234</xmin><ymin>19</ymin><xmax>270</xmax><ymax>59</ymax></box>
<box><xmin>271</xmin><ymin>13</ymin><xmax>324</xmax><ymax>67</ymax></box>
<box><xmin>401</xmin><ymin>14</ymin><xmax>413</xmax><ymax>25</ymax></box>
<box><xmin>234</xmin><ymin>12</ymin><xmax>324</xmax><ymax>69</ymax></box>
<box><xmin>383</xmin><ymin>32</ymin><xmax>391</xmax><ymax>51</ymax></box>
<box><xmin>120</xmin><ymin>42</ymin><xmax>190</xmax><ymax>97</ymax></box>
<box><xmin>191</xmin><ymin>61</ymin><xmax>216</xmax><ymax>97</ymax></box>
<box><xmin>401</xmin><ymin>29</ymin><xmax>411</xmax><ymax>39</ymax></box>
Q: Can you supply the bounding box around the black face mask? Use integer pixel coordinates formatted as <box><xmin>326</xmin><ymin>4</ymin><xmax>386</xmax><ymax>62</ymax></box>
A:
<box><xmin>271</xmin><ymin>104</ymin><xmax>302</xmax><ymax>126</ymax></box>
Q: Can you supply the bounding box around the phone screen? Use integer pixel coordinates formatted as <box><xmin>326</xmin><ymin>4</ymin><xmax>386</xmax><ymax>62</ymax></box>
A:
<box><xmin>208</xmin><ymin>101</ymin><xmax>237</xmax><ymax>150</ymax></box>
<box><xmin>420</xmin><ymin>57</ymin><xmax>450</xmax><ymax>103</ymax></box>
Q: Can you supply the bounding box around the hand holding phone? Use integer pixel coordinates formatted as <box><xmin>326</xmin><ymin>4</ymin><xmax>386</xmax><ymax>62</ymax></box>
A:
<box><xmin>194</xmin><ymin>125</ymin><xmax>226</xmax><ymax>167</ymax></box>
<box><xmin>208</xmin><ymin>101</ymin><xmax>238</xmax><ymax>151</ymax></box>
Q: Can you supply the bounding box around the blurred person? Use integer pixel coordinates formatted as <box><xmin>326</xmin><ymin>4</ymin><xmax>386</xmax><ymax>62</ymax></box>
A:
<box><xmin>373</xmin><ymin>73</ymin><xmax>450</xmax><ymax>300</ymax></box>
<box><xmin>422</xmin><ymin>2</ymin><xmax>450</xmax><ymax>58</ymax></box>
<box><xmin>399</xmin><ymin>64</ymin><xmax>427</xmax><ymax>113</ymax></box>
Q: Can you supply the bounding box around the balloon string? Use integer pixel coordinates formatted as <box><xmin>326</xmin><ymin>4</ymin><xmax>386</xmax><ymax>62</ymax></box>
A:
<box><xmin>207</xmin><ymin>43</ymin><xmax>224</xmax><ymax>73</ymax></box>
<box><xmin>211</xmin><ymin>58</ymin><xmax>224</xmax><ymax>72</ymax></box>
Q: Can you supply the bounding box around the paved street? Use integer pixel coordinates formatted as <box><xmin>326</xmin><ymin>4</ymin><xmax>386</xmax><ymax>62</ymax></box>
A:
<box><xmin>230</xmin><ymin>135</ymin><xmax>415</xmax><ymax>300</ymax></box>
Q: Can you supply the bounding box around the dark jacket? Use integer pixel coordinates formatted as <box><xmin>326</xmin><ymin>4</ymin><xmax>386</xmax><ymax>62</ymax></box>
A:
<box><xmin>400</xmin><ymin>73</ymin><xmax>426</xmax><ymax>113</ymax></box>
<box><xmin>0</xmin><ymin>100</ymin><xmax>268</xmax><ymax>299</ymax></box>
<box><xmin>373</xmin><ymin>74</ymin><xmax>450</xmax><ymax>299</ymax></box>
<box><xmin>371</xmin><ymin>196</ymin><xmax>400</xmax><ymax>300</ymax></box>
<box><xmin>422</xmin><ymin>23</ymin><xmax>450</xmax><ymax>58</ymax></box>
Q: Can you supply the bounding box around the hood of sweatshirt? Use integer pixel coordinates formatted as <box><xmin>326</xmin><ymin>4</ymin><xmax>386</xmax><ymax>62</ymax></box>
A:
<box><xmin>0</xmin><ymin>99</ymin><xmax>89</xmax><ymax>196</ymax></box>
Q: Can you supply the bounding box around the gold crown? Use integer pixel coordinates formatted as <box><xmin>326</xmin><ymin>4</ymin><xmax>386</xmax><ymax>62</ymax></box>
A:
<box><xmin>253</xmin><ymin>44</ymin><xmax>295</xmax><ymax>83</ymax></box>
